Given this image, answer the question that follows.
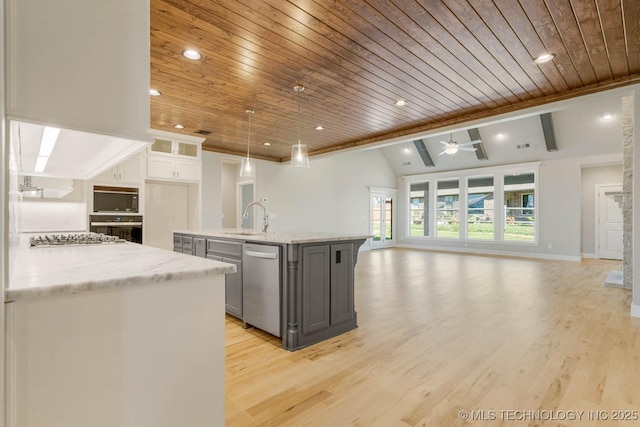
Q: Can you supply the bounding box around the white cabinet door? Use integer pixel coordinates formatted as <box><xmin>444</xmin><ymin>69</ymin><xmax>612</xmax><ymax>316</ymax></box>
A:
<box><xmin>94</xmin><ymin>166</ymin><xmax>119</xmax><ymax>183</ymax></box>
<box><xmin>176</xmin><ymin>141</ymin><xmax>200</xmax><ymax>159</ymax></box>
<box><xmin>145</xmin><ymin>183</ymin><xmax>190</xmax><ymax>250</ymax></box>
<box><xmin>175</xmin><ymin>160</ymin><xmax>200</xmax><ymax>182</ymax></box>
<box><xmin>118</xmin><ymin>156</ymin><xmax>143</xmax><ymax>183</ymax></box>
<box><xmin>93</xmin><ymin>156</ymin><xmax>143</xmax><ymax>183</ymax></box>
<box><xmin>147</xmin><ymin>157</ymin><xmax>176</xmax><ymax>180</ymax></box>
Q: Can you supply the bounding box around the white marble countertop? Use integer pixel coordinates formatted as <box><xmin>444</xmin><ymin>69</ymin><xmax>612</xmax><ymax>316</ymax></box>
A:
<box><xmin>173</xmin><ymin>229</ymin><xmax>372</xmax><ymax>244</ymax></box>
<box><xmin>8</xmin><ymin>236</ymin><xmax>236</xmax><ymax>302</ymax></box>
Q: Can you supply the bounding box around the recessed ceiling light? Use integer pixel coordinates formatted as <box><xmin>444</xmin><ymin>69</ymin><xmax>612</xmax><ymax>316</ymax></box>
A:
<box><xmin>173</xmin><ymin>124</ymin><xmax>185</xmax><ymax>129</ymax></box>
<box><xmin>263</xmin><ymin>142</ymin><xmax>272</xmax><ymax>146</ymax></box>
<box><xmin>403</xmin><ymin>147</ymin><xmax>411</xmax><ymax>154</ymax></box>
<box><xmin>183</xmin><ymin>49</ymin><xmax>202</xmax><ymax>60</ymax></box>
<box><xmin>534</xmin><ymin>53</ymin><xmax>555</xmax><ymax>64</ymax></box>
<box><xmin>601</xmin><ymin>112</ymin><xmax>613</xmax><ymax>121</ymax></box>
<box><xmin>149</xmin><ymin>89</ymin><xmax>162</xmax><ymax>96</ymax></box>
<box><xmin>394</xmin><ymin>99</ymin><xmax>407</xmax><ymax>106</ymax></box>
<box><xmin>315</xmin><ymin>125</ymin><xmax>324</xmax><ymax>131</ymax></box>
<box><xmin>496</xmin><ymin>132</ymin><xmax>506</xmax><ymax>140</ymax></box>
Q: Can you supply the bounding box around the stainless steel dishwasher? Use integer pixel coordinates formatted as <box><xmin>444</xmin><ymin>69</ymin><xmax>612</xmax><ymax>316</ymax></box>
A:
<box><xmin>242</xmin><ymin>243</ymin><xmax>281</xmax><ymax>337</ymax></box>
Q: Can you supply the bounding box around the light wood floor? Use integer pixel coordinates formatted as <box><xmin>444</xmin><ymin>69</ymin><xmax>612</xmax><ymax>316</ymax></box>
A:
<box><xmin>226</xmin><ymin>249</ymin><xmax>640</xmax><ymax>426</ymax></box>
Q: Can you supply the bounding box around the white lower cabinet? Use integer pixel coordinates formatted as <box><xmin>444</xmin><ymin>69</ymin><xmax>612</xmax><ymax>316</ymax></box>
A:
<box><xmin>5</xmin><ymin>276</ymin><xmax>225</xmax><ymax>427</ymax></box>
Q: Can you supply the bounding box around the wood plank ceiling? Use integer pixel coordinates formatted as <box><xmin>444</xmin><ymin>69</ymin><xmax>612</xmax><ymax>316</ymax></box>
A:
<box><xmin>150</xmin><ymin>0</ymin><xmax>640</xmax><ymax>163</ymax></box>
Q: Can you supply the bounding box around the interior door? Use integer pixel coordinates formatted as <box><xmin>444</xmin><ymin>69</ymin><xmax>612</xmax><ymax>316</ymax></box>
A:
<box><xmin>597</xmin><ymin>185</ymin><xmax>623</xmax><ymax>260</ymax></box>
<box><xmin>370</xmin><ymin>189</ymin><xmax>395</xmax><ymax>249</ymax></box>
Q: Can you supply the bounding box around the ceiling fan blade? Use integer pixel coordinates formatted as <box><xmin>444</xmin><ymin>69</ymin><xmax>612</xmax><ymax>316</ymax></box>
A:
<box><xmin>439</xmin><ymin>141</ymin><xmax>449</xmax><ymax>145</ymax></box>
<box><xmin>438</xmin><ymin>150</ymin><xmax>447</xmax><ymax>156</ymax></box>
<box><xmin>459</xmin><ymin>140</ymin><xmax>480</xmax><ymax>147</ymax></box>
<box><xmin>468</xmin><ymin>139</ymin><xmax>482</xmax><ymax>144</ymax></box>
<box><xmin>459</xmin><ymin>147</ymin><xmax>477</xmax><ymax>151</ymax></box>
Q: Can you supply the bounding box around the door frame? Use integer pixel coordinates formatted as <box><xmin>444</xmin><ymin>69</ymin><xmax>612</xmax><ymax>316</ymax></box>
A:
<box><xmin>237</xmin><ymin>180</ymin><xmax>255</xmax><ymax>229</ymax></box>
<box><xmin>369</xmin><ymin>187</ymin><xmax>397</xmax><ymax>249</ymax></box>
<box><xmin>595</xmin><ymin>183</ymin><xmax>623</xmax><ymax>260</ymax></box>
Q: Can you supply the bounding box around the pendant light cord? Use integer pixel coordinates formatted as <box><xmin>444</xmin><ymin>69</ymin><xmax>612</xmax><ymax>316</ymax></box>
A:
<box><xmin>246</xmin><ymin>109</ymin><xmax>254</xmax><ymax>159</ymax></box>
<box><xmin>296</xmin><ymin>89</ymin><xmax>302</xmax><ymax>148</ymax></box>
<box><xmin>294</xmin><ymin>84</ymin><xmax>304</xmax><ymax>149</ymax></box>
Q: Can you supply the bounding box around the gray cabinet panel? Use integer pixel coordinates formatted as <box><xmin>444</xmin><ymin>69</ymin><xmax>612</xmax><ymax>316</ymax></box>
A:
<box><xmin>182</xmin><ymin>235</ymin><xmax>193</xmax><ymax>253</ymax></box>
<box><xmin>330</xmin><ymin>243</ymin><xmax>354</xmax><ymax>325</ymax></box>
<box><xmin>207</xmin><ymin>243</ymin><xmax>243</xmax><ymax>319</ymax></box>
<box><xmin>301</xmin><ymin>245</ymin><xmax>330</xmax><ymax>335</ymax></box>
<box><xmin>173</xmin><ymin>234</ymin><xmax>183</xmax><ymax>252</ymax></box>
<box><xmin>222</xmin><ymin>257</ymin><xmax>242</xmax><ymax>318</ymax></box>
<box><xmin>193</xmin><ymin>238</ymin><xmax>206</xmax><ymax>258</ymax></box>
<box><xmin>207</xmin><ymin>239</ymin><xmax>242</xmax><ymax>257</ymax></box>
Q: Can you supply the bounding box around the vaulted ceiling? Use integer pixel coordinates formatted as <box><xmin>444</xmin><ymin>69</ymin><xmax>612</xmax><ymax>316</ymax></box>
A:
<box><xmin>150</xmin><ymin>0</ymin><xmax>640</xmax><ymax>163</ymax></box>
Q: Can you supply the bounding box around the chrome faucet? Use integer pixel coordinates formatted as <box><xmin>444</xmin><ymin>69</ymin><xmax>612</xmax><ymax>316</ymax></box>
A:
<box><xmin>243</xmin><ymin>201</ymin><xmax>269</xmax><ymax>233</ymax></box>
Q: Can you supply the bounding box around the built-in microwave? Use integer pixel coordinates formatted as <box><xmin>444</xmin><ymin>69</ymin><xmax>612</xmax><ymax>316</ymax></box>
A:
<box><xmin>93</xmin><ymin>186</ymin><xmax>139</xmax><ymax>213</ymax></box>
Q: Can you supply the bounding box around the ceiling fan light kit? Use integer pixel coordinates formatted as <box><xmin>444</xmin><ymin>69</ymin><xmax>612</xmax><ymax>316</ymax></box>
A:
<box><xmin>438</xmin><ymin>133</ymin><xmax>481</xmax><ymax>156</ymax></box>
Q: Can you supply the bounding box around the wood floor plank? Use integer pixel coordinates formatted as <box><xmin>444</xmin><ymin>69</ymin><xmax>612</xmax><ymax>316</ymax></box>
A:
<box><xmin>225</xmin><ymin>249</ymin><xmax>640</xmax><ymax>426</ymax></box>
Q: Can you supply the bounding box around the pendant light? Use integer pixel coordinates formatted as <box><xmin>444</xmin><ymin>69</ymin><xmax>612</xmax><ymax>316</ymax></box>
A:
<box><xmin>240</xmin><ymin>109</ymin><xmax>256</xmax><ymax>177</ymax></box>
<box><xmin>291</xmin><ymin>84</ymin><xmax>310</xmax><ymax>168</ymax></box>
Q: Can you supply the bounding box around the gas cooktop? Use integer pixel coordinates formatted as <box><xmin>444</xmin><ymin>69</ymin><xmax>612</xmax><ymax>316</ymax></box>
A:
<box><xmin>29</xmin><ymin>233</ymin><xmax>126</xmax><ymax>248</ymax></box>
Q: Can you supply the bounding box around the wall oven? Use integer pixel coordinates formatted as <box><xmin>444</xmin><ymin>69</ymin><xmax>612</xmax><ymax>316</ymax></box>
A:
<box><xmin>89</xmin><ymin>215</ymin><xmax>143</xmax><ymax>244</ymax></box>
<box><xmin>93</xmin><ymin>186</ymin><xmax>139</xmax><ymax>213</ymax></box>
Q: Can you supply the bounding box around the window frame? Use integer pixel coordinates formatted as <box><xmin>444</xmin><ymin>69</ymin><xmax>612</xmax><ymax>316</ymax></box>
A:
<box><xmin>404</xmin><ymin>162</ymin><xmax>539</xmax><ymax>244</ymax></box>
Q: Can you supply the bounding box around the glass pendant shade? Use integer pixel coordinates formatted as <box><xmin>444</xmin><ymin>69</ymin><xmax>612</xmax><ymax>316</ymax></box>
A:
<box><xmin>291</xmin><ymin>142</ymin><xmax>309</xmax><ymax>168</ymax></box>
<box><xmin>291</xmin><ymin>84</ymin><xmax>310</xmax><ymax>168</ymax></box>
<box><xmin>240</xmin><ymin>157</ymin><xmax>255</xmax><ymax>177</ymax></box>
<box><xmin>240</xmin><ymin>109</ymin><xmax>255</xmax><ymax>177</ymax></box>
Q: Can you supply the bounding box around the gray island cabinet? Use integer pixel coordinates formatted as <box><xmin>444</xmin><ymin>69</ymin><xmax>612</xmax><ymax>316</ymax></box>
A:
<box><xmin>174</xmin><ymin>229</ymin><xmax>369</xmax><ymax>351</ymax></box>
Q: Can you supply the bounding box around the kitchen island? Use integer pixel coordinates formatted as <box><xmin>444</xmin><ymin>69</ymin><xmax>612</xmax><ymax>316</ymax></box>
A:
<box><xmin>174</xmin><ymin>229</ymin><xmax>370</xmax><ymax>351</ymax></box>
<box><xmin>6</xmin><ymin>236</ymin><xmax>236</xmax><ymax>427</ymax></box>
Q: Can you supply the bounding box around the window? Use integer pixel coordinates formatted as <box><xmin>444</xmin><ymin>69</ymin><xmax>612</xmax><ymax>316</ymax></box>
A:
<box><xmin>409</xmin><ymin>182</ymin><xmax>428</xmax><ymax>236</ymax></box>
<box><xmin>467</xmin><ymin>176</ymin><xmax>494</xmax><ymax>240</ymax></box>
<box><xmin>407</xmin><ymin>164</ymin><xmax>537</xmax><ymax>244</ymax></box>
<box><xmin>436</xmin><ymin>179</ymin><xmax>459</xmax><ymax>238</ymax></box>
<box><xmin>504</xmin><ymin>173</ymin><xmax>535</xmax><ymax>241</ymax></box>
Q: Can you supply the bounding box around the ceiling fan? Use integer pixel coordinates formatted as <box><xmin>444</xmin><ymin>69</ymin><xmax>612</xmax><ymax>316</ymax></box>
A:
<box><xmin>438</xmin><ymin>134</ymin><xmax>481</xmax><ymax>156</ymax></box>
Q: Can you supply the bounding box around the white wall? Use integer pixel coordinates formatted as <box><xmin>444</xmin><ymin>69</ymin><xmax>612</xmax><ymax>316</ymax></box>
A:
<box><xmin>1</xmin><ymin>1</ymin><xmax>7</xmax><ymax>422</ymax></box>
<box><xmin>256</xmin><ymin>150</ymin><xmax>397</xmax><ymax>234</ymax></box>
<box><xmin>221</xmin><ymin>162</ymin><xmax>238</xmax><ymax>228</ymax></box>
<box><xmin>396</xmin><ymin>154</ymin><xmax>622</xmax><ymax>261</ymax></box>
<box><xmin>201</xmin><ymin>150</ymin><xmax>397</xmax><ymax>235</ymax></box>
<box><xmin>632</xmin><ymin>90</ymin><xmax>640</xmax><ymax>317</ymax></box>
<box><xmin>19</xmin><ymin>183</ymin><xmax>86</xmax><ymax>232</ymax></box>
<box><xmin>580</xmin><ymin>164</ymin><xmax>623</xmax><ymax>256</ymax></box>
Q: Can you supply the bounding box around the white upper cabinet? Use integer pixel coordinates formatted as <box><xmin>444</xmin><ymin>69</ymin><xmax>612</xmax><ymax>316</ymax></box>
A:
<box><xmin>147</xmin><ymin>130</ymin><xmax>204</xmax><ymax>183</ymax></box>
<box><xmin>93</xmin><ymin>155</ymin><xmax>145</xmax><ymax>184</ymax></box>
<box><xmin>5</xmin><ymin>0</ymin><xmax>150</xmax><ymax>143</ymax></box>
<box><xmin>149</xmin><ymin>139</ymin><xmax>201</xmax><ymax>160</ymax></box>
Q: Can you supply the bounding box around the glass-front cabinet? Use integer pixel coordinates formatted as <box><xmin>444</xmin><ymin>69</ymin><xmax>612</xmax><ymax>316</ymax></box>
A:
<box><xmin>149</xmin><ymin>138</ymin><xmax>200</xmax><ymax>160</ymax></box>
<box><xmin>147</xmin><ymin>130</ymin><xmax>204</xmax><ymax>182</ymax></box>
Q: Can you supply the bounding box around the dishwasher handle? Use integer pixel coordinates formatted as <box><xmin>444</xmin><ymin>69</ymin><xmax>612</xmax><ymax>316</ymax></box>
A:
<box><xmin>245</xmin><ymin>249</ymin><xmax>278</xmax><ymax>259</ymax></box>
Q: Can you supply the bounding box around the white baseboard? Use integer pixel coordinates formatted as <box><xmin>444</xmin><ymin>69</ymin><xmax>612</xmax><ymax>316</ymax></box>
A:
<box><xmin>631</xmin><ymin>303</ymin><xmax>640</xmax><ymax>318</ymax></box>
<box><xmin>395</xmin><ymin>243</ymin><xmax>581</xmax><ymax>262</ymax></box>
<box><xmin>581</xmin><ymin>252</ymin><xmax>598</xmax><ymax>259</ymax></box>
